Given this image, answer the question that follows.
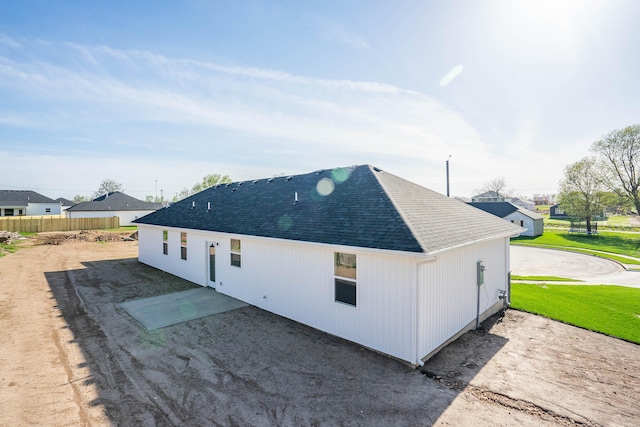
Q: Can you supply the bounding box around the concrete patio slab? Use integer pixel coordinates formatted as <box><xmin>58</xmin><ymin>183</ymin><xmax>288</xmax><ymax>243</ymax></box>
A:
<box><xmin>119</xmin><ymin>287</ymin><xmax>247</xmax><ymax>330</ymax></box>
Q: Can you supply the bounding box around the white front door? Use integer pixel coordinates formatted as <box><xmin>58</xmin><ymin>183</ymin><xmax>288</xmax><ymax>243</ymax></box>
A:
<box><xmin>206</xmin><ymin>241</ymin><xmax>219</xmax><ymax>289</ymax></box>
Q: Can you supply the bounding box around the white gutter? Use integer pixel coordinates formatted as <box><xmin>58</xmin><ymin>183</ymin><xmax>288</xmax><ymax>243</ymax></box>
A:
<box><xmin>425</xmin><ymin>228</ymin><xmax>524</xmax><ymax>258</ymax></box>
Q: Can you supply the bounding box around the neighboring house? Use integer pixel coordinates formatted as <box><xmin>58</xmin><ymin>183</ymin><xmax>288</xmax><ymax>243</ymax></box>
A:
<box><xmin>549</xmin><ymin>203</ymin><xmax>570</xmax><ymax>219</ymax></box>
<box><xmin>134</xmin><ymin>165</ymin><xmax>523</xmax><ymax>366</ymax></box>
<box><xmin>66</xmin><ymin>192</ymin><xmax>163</xmax><ymax>225</ymax></box>
<box><xmin>0</xmin><ymin>190</ymin><xmax>62</xmax><ymax>216</ymax></box>
<box><xmin>508</xmin><ymin>197</ymin><xmax>536</xmax><ymax>212</ymax></box>
<box><xmin>533</xmin><ymin>194</ymin><xmax>551</xmax><ymax>205</ymax></box>
<box><xmin>468</xmin><ymin>202</ymin><xmax>544</xmax><ymax>237</ymax></box>
<box><xmin>471</xmin><ymin>190</ymin><xmax>506</xmax><ymax>202</ymax></box>
<box><xmin>55</xmin><ymin>197</ymin><xmax>75</xmax><ymax>213</ymax></box>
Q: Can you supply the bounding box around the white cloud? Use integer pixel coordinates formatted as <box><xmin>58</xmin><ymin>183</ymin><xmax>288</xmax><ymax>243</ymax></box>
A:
<box><xmin>315</xmin><ymin>16</ymin><xmax>370</xmax><ymax>50</ymax></box>
<box><xmin>0</xmin><ymin>37</ymin><xmax>569</xmax><ymax>197</ymax></box>
<box><xmin>0</xmin><ymin>34</ymin><xmax>20</xmax><ymax>48</ymax></box>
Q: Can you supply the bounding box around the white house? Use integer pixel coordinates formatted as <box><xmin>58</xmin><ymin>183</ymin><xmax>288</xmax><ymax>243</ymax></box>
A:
<box><xmin>66</xmin><ymin>192</ymin><xmax>163</xmax><ymax>226</ymax></box>
<box><xmin>508</xmin><ymin>197</ymin><xmax>536</xmax><ymax>212</ymax></box>
<box><xmin>468</xmin><ymin>202</ymin><xmax>544</xmax><ymax>237</ymax></box>
<box><xmin>0</xmin><ymin>190</ymin><xmax>62</xmax><ymax>216</ymax></box>
<box><xmin>55</xmin><ymin>197</ymin><xmax>75</xmax><ymax>213</ymax></box>
<box><xmin>134</xmin><ymin>165</ymin><xmax>523</xmax><ymax>365</ymax></box>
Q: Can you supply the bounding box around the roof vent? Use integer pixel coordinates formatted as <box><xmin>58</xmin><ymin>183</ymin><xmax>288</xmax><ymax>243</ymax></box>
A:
<box><xmin>207</xmin><ymin>202</ymin><xmax>211</xmax><ymax>211</ymax></box>
<box><xmin>191</xmin><ymin>201</ymin><xmax>195</xmax><ymax>209</ymax></box>
<box><xmin>232</xmin><ymin>188</ymin><xmax>237</xmax><ymax>192</ymax></box>
<box><xmin>267</xmin><ymin>178</ymin><xmax>274</xmax><ymax>183</ymax></box>
<box><xmin>252</xmin><ymin>180</ymin><xmax>258</xmax><ymax>185</ymax></box>
<box><xmin>225</xmin><ymin>183</ymin><xmax>231</xmax><ymax>187</ymax></box>
<box><xmin>314</xmin><ymin>169</ymin><xmax>323</xmax><ymax>175</ymax></box>
<box><xmin>373</xmin><ymin>166</ymin><xmax>382</xmax><ymax>172</ymax></box>
<box><xmin>285</xmin><ymin>176</ymin><xmax>292</xmax><ymax>181</ymax></box>
<box><xmin>294</xmin><ymin>192</ymin><xmax>298</xmax><ymax>204</ymax></box>
<box><xmin>237</xmin><ymin>182</ymin><xmax>243</xmax><ymax>186</ymax></box>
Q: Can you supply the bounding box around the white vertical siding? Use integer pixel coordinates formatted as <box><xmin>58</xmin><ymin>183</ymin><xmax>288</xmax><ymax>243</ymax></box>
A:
<box><xmin>137</xmin><ymin>225</ymin><xmax>418</xmax><ymax>363</ymax></box>
<box><xmin>416</xmin><ymin>238</ymin><xmax>510</xmax><ymax>362</ymax></box>
<box><xmin>26</xmin><ymin>203</ymin><xmax>62</xmax><ymax>216</ymax></box>
<box><xmin>139</xmin><ymin>225</ymin><xmax>512</xmax><ymax>364</ymax></box>
<box><xmin>505</xmin><ymin>212</ymin><xmax>542</xmax><ymax>237</ymax></box>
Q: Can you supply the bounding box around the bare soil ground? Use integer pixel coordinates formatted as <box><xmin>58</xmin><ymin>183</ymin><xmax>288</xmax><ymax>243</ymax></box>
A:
<box><xmin>1</xmin><ymin>233</ymin><xmax>639</xmax><ymax>426</ymax></box>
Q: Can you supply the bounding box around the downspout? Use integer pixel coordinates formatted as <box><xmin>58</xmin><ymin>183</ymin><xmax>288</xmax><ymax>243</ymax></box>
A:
<box><xmin>476</xmin><ymin>261</ymin><xmax>485</xmax><ymax>330</ymax></box>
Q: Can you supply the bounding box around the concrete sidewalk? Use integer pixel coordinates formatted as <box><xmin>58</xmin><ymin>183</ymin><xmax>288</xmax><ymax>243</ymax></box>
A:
<box><xmin>511</xmin><ymin>246</ymin><xmax>640</xmax><ymax>288</ymax></box>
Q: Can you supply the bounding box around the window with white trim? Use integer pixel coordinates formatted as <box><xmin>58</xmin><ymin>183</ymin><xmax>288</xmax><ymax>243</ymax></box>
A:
<box><xmin>230</xmin><ymin>239</ymin><xmax>241</xmax><ymax>267</ymax></box>
<box><xmin>334</xmin><ymin>252</ymin><xmax>356</xmax><ymax>306</ymax></box>
<box><xmin>162</xmin><ymin>230</ymin><xmax>168</xmax><ymax>255</ymax></box>
<box><xmin>180</xmin><ymin>232</ymin><xmax>187</xmax><ymax>260</ymax></box>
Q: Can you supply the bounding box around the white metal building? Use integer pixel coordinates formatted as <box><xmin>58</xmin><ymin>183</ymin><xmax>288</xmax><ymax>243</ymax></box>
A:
<box><xmin>135</xmin><ymin>165</ymin><xmax>523</xmax><ymax>365</ymax></box>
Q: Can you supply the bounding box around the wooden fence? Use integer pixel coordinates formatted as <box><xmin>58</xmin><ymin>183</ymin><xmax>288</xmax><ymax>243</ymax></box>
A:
<box><xmin>0</xmin><ymin>216</ymin><xmax>120</xmax><ymax>233</ymax></box>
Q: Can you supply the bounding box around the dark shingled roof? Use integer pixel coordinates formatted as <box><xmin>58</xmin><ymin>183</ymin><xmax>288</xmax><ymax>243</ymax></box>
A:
<box><xmin>55</xmin><ymin>197</ymin><xmax>75</xmax><ymax>207</ymax></box>
<box><xmin>0</xmin><ymin>190</ymin><xmax>56</xmax><ymax>205</ymax></box>
<box><xmin>467</xmin><ymin>202</ymin><xmax>519</xmax><ymax>218</ymax></box>
<box><xmin>135</xmin><ymin>165</ymin><xmax>523</xmax><ymax>254</ymax></box>
<box><xmin>468</xmin><ymin>202</ymin><xmax>543</xmax><ymax>220</ymax></box>
<box><xmin>66</xmin><ymin>192</ymin><xmax>163</xmax><ymax>212</ymax></box>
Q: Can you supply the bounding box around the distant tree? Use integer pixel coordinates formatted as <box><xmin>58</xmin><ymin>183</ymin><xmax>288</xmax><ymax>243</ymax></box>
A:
<box><xmin>175</xmin><ymin>188</ymin><xmax>191</xmax><ymax>202</ymax></box>
<box><xmin>94</xmin><ymin>179</ymin><xmax>124</xmax><ymax>198</ymax></box>
<box><xmin>474</xmin><ymin>177</ymin><xmax>510</xmax><ymax>200</ymax></box>
<box><xmin>73</xmin><ymin>194</ymin><xmax>89</xmax><ymax>203</ymax></box>
<box><xmin>591</xmin><ymin>124</ymin><xmax>640</xmax><ymax>215</ymax></box>
<box><xmin>558</xmin><ymin>157</ymin><xmax>612</xmax><ymax>234</ymax></box>
<box><xmin>191</xmin><ymin>173</ymin><xmax>232</xmax><ymax>195</ymax></box>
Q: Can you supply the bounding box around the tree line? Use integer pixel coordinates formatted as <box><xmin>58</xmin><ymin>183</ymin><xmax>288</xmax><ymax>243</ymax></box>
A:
<box><xmin>72</xmin><ymin>174</ymin><xmax>232</xmax><ymax>204</ymax></box>
<box><xmin>558</xmin><ymin>124</ymin><xmax>640</xmax><ymax>233</ymax></box>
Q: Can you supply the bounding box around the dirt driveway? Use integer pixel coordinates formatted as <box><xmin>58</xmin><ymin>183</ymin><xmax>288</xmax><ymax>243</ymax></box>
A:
<box><xmin>1</xmin><ymin>236</ymin><xmax>639</xmax><ymax>426</ymax></box>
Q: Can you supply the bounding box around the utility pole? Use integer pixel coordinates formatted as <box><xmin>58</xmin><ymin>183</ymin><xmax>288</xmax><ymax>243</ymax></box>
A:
<box><xmin>155</xmin><ymin>179</ymin><xmax>158</xmax><ymax>201</ymax></box>
<box><xmin>446</xmin><ymin>155</ymin><xmax>452</xmax><ymax>197</ymax></box>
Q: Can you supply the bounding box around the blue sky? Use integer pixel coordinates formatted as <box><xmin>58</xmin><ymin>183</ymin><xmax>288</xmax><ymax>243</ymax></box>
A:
<box><xmin>1</xmin><ymin>0</ymin><xmax>639</xmax><ymax>200</ymax></box>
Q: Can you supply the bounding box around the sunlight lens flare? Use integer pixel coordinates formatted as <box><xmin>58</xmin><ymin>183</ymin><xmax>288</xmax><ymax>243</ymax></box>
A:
<box><xmin>316</xmin><ymin>178</ymin><xmax>335</xmax><ymax>196</ymax></box>
<box><xmin>439</xmin><ymin>65</ymin><xmax>464</xmax><ymax>87</ymax></box>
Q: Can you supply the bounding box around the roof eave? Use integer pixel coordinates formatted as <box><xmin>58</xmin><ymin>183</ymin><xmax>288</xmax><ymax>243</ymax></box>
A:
<box><xmin>425</xmin><ymin>228</ymin><xmax>524</xmax><ymax>257</ymax></box>
<box><xmin>135</xmin><ymin>222</ymin><xmax>436</xmax><ymax>260</ymax></box>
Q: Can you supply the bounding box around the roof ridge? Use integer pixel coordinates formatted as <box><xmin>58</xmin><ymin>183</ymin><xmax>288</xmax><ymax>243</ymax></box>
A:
<box><xmin>367</xmin><ymin>166</ymin><xmax>424</xmax><ymax>252</ymax></box>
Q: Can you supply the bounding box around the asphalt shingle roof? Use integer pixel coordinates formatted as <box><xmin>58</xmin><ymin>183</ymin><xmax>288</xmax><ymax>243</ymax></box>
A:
<box><xmin>0</xmin><ymin>190</ymin><xmax>56</xmax><ymax>205</ymax></box>
<box><xmin>55</xmin><ymin>197</ymin><xmax>75</xmax><ymax>207</ymax></box>
<box><xmin>135</xmin><ymin>165</ymin><xmax>523</xmax><ymax>254</ymax></box>
<box><xmin>468</xmin><ymin>202</ymin><xmax>543</xmax><ymax>220</ymax></box>
<box><xmin>66</xmin><ymin>192</ymin><xmax>163</xmax><ymax>212</ymax></box>
<box><xmin>467</xmin><ymin>202</ymin><xmax>519</xmax><ymax>218</ymax></box>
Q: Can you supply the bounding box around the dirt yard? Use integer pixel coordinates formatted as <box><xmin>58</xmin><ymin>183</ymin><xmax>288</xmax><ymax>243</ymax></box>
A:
<box><xmin>1</xmin><ymin>234</ymin><xmax>639</xmax><ymax>426</ymax></box>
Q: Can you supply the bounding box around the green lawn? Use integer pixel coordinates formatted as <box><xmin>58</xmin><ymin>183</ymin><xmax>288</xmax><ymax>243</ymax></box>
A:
<box><xmin>0</xmin><ymin>232</ymin><xmax>32</xmax><ymax>258</ymax></box>
<box><xmin>511</xmin><ymin>283</ymin><xmax>640</xmax><ymax>344</ymax></box>
<box><xmin>512</xmin><ymin>229</ymin><xmax>640</xmax><ymax>263</ymax></box>
<box><xmin>606</xmin><ymin>215</ymin><xmax>630</xmax><ymax>226</ymax></box>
